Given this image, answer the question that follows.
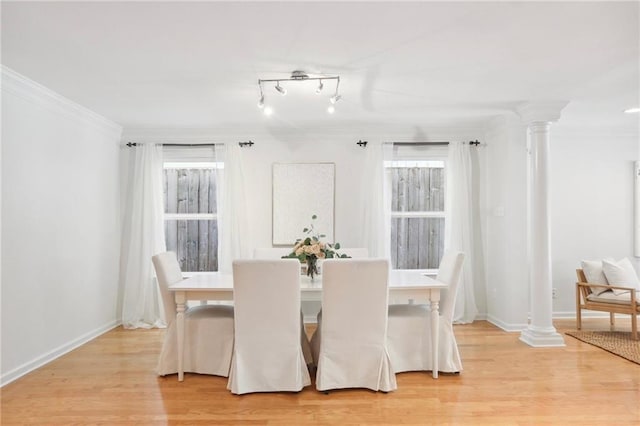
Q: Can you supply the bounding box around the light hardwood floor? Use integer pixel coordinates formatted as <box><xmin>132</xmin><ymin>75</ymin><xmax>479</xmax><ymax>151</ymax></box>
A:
<box><xmin>2</xmin><ymin>318</ymin><xmax>639</xmax><ymax>425</ymax></box>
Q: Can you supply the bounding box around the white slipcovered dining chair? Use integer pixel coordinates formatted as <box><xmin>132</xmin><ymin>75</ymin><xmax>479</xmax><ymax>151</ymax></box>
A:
<box><xmin>311</xmin><ymin>259</ymin><xmax>397</xmax><ymax>392</ymax></box>
<box><xmin>251</xmin><ymin>248</ymin><xmax>313</xmax><ymax>366</ymax></box>
<box><xmin>387</xmin><ymin>251</ymin><xmax>465</xmax><ymax>374</ymax></box>
<box><xmin>227</xmin><ymin>259</ymin><xmax>311</xmax><ymax>394</ymax></box>
<box><xmin>152</xmin><ymin>252</ymin><xmax>234</xmax><ymax>377</ymax></box>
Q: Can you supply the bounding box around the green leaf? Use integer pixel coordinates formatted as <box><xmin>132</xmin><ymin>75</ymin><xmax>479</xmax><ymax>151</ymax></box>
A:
<box><xmin>319</xmin><ymin>234</ymin><xmax>326</xmax><ymax>238</ymax></box>
<box><xmin>304</xmin><ymin>237</ymin><xmax>311</xmax><ymax>245</ymax></box>
<box><xmin>311</xmin><ymin>214</ymin><xmax>317</xmax><ymax>220</ymax></box>
<box><xmin>334</xmin><ymin>243</ymin><xmax>341</xmax><ymax>249</ymax></box>
<box><xmin>303</xmin><ymin>228</ymin><xmax>309</xmax><ymax>233</ymax></box>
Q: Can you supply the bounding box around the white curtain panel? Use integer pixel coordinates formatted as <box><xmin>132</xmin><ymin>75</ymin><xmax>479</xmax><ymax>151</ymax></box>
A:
<box><xmin>360</xmin><ymin>142</ymin><xmax>393</xmax><ymax>258</ymax></box>
<box><xmin>445</xmin><ymin>142</ymin><xmax>479</xmax><ymax>324</ymax></box>
<box><xmin>216</xmin><ymin>143</ymin><xmax>250</xmax><ymax>273</ymax></box>
<box><xmin>121</xmin><ymin>144</ymin><xmax>166</xmax><ymax>329</ymax></box>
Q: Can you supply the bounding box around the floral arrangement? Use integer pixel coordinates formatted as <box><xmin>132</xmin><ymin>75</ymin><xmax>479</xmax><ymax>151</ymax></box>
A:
<box><xmin>282</xmin><ymin>214</ymin><xmax>349</xmax><ymax>278</ymax></box>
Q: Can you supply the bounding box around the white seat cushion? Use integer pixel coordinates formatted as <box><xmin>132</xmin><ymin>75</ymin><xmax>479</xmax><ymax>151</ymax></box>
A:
<box><xmin>586</xmin><ymin>290</ymin><xmax>640</xmax><ymax>306</ymax></box>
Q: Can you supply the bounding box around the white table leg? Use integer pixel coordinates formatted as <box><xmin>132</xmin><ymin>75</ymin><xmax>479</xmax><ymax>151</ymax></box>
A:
<box><xmin>430</xmin><ymin>292</ymin><xmax>440</xmax><ymax>379</ymax></box>
<box><xmin>175</xmin><ymin>292</ymin><xmax>186</xmax><ymax>382</ymax></box>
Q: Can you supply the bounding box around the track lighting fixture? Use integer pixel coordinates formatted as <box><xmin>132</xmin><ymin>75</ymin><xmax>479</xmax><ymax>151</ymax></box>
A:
<box><xmin>275</xmin><ymin>82</ymin><xmax>287</xmax><ymax>95</ymax></box>
<box><xmin>257</xmin><ymin>82</ymin><xmax>266</xmax><ymax>109</ymax></box>
<box><xmin>257</xmin><ymin>71</ymin><xmax>341</xmax><ymax>115</ymax></box>
<box><xmin>329</xmin><ymin>77</ymin><xmax>342</xmax><ymax>104</ymax></box>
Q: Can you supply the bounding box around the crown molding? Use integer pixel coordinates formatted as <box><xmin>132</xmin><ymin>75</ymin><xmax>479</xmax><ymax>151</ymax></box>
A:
<box><xmin>1</xmin><ymin>65</ymin><xmax>122</xmax><ymax>141</ymax></box>
<box><xmin>516</xmin><ymin>101</ymin><xmax>569</xmax><ymax>124</ymax></box>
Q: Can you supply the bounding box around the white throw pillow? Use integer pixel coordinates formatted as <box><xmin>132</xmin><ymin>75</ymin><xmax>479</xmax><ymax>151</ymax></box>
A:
<box><xmin>580</xmin><ymin>259</ymin><xmax>610</xmax><ymax>296</ymax></box>
<box><xmin>602</xmin><ymin>258</ymin><xmax>640</xmax><ymax>295</ymax></box>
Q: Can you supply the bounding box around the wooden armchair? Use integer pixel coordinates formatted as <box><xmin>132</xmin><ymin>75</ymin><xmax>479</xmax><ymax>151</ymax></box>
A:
<box><xmin>576</xmin><ymin>269</ymin><xmax>638</xmax><ymax>340</ymax></box>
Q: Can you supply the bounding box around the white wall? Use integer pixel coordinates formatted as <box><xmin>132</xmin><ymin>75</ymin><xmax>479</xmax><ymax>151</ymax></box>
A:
<box><xmin>484</xmin><ymin>116</ymin><xmax>530</xmax><ymax>331</ymax></box>
<box><xmin>550</xmin><ymin>129</ymin><xmax>639</xmax><ymax>316</ymax></box>
<box><xmin>242</xmin><ymin>136</ymin><xmax>367</xmax><ymax>250</ymax></box>
<box><xmin>1</xmin><ymin>67</ymin><xmax>122</xmax><ymax>386</ymax></box>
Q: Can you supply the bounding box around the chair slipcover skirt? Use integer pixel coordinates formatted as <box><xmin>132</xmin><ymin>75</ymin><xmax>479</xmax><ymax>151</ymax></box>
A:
<box><xmin>227</xmin><ymin>259</ymin><xmax>311</xmax><ymax>394</ymax></box>
<box><xmin>387</xmin><ymin>304</ymin><xmax>462</xmax><ymax>373</ymax></box>
<box><xmin>387</xmin><ymin>251</ymin><xmax>465</xmax><ymax>374</ymax></box>
<box><xmin>157</xmin><ymin>304</ymin><xmax>234</xmax><ymax>376</ymax></box>
<box><xmin>312</xmin><ymin>259</ymin><xmax>397</xmax><ymax>392</ymax></box>
<box><xmin>152</xmin><ymin>251</ymin><xmax>235</xmax><ymax>378</ymax></box>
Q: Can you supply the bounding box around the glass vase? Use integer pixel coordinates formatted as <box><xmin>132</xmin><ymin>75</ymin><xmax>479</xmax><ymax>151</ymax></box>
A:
<box><xmin>306</xmin><ymin>256</ymin><xmax>319</xmax><ymax>280</ymax></box>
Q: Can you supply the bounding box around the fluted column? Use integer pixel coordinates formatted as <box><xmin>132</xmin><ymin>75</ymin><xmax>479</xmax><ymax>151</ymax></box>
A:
<box><xmin>518</xmin><ymin>102</ymin><xmax>567</xmax><ymax>347</ymax></box>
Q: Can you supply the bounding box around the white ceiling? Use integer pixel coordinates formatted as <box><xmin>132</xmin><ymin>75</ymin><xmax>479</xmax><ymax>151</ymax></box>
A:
<box><xmin>2</xmin><ymin>1</ymin><xmax>639</xmax><ymax>134</ymax></box>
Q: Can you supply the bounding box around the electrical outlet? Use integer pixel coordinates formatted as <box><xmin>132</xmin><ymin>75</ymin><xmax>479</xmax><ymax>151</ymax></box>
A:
<box><xmin>552</xmin><ymin>288</ymin><xmax>557</xmax><ymax>299</ymax></box>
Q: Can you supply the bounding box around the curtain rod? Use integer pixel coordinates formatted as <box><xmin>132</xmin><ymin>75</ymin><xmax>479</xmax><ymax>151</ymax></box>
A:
<box><xmin>391</xmin><ymin>140</ymin><xmax>480</xmax><ymax>146</ymax></box>
<box><xmin>356</xmin><ymin>140</ymin><xmax>480</xmax><ymax>148</ymax></box>
<box><xmin>126</xmin><ymin>141</ymin><xmax>254</xmax><ymax>148</ymax></box>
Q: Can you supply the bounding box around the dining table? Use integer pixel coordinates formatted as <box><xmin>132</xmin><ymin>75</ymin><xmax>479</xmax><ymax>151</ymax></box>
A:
<box><xmin>169</xmin><ymin>269</ymin><xmax>448</xmax><ymax>381</ymax></box>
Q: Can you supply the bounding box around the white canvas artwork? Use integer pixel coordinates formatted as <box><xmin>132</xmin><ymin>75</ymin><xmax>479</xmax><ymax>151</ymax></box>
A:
<box><xmin>272</xmin><ymin>163</ymin><xmax>335</xmax><ymax>245</ymax></box>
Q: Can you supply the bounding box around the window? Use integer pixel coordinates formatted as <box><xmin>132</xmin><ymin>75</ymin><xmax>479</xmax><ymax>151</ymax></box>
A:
<box><xmin>163</xmin><ymin>155</ymin><xmax>220</xmax><ymax>273</ymax></box>
<box><xmin>387</xmin><ymin>159</ymin><xmax>446</xmax><ymax>270</ymax></box>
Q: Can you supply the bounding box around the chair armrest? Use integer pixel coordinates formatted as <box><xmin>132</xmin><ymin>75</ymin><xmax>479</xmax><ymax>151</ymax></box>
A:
<box><xmin>577</xmin><ymin>281</ymin><xmax>637</xmax><ymax>292</ymax></box>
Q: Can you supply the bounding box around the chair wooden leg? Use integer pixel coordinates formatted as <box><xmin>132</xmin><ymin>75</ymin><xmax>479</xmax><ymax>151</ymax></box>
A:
<box><xmin>632</xmin><ymin>314</ymin><xmax>638</xmax><ymax>341</ymax></box>
<box><xmin>576</xmin><ymin>309</ymin><xmax>582</xmax><ymax>330</ymax></box>
<box><xmin>610</xmin><ymin>312</ymin><xmax>615</xmax><ymax>331</ymax></box>
<box><xmin>576</xmin><ymin>286</ymin><xmax>582</xmax><ymax>331</ymax></box>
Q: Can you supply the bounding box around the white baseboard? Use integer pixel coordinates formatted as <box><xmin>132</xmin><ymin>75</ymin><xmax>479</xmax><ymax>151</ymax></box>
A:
<box><xmin>486</xmin><ymin>315</ymin><xmax>529</xmax><ymax>332</ymax></box>
<box><xmin>486</xmin><ymin>311</ymin><xmax>612</xmax><ymax>333</ymax></box>
<box><xmin>553</xmin><ymin>310</ymin><xmax>581</xmax><ymax>319</ymax></box>
<box><xmin>1</xmin><ymin>320</ymin><xmax>121</xmax><ymax>387</ymax></box>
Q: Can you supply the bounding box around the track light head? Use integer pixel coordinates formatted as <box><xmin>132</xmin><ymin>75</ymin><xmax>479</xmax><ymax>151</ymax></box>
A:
<box><xmin>316</xmin><ymin>80</ymin><xmax>324</xmax><ymax>94</ymax></box>
<box><xmin>257</xmin><ymin>94</ymin><xmax>265</xmax><ymax>109</ymax></box>
<box><xmin>275</xmin><ymin>82</ymin><xmax>287</xmax><ymax>95</ymax></box>
<box><xmin>330</xmin><ymin>94</ymin><xmax>342</xmax><ymax>104</ymax></box>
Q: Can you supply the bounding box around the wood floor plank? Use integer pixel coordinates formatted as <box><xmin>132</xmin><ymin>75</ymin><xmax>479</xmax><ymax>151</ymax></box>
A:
<box><xmin>2</xmin><ymin>319</ymin><xmax>639</xmax><ymax>425</ymax></box>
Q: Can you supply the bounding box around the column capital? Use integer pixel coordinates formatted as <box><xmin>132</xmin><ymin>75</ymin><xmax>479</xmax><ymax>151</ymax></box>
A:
<box><xmin>517</xmin><ymin>101</ymin><xmax>569</xmax><ymax>125</ymax></box>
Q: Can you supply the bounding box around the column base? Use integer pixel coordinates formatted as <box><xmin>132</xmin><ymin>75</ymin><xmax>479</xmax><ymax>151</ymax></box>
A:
<box><xmin>519</xmin><ymin>326</ymin><xmax>565</xmax><ymax>347</ymax></box>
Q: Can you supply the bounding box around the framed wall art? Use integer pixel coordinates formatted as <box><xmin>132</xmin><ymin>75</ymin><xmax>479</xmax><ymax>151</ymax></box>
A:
<box><xmin>272</xmin><ymin>163</ymin><xmax>335</xmax><ymax>245</ymax></box>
